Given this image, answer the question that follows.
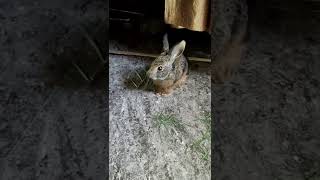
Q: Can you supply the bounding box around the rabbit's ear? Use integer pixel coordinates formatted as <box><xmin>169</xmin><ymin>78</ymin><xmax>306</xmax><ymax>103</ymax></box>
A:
<box><xmin>169</xmin><ymin>40</ymin><xmax>186</xmax><ymax>63</ymax></box>
<box><xmin>162</xmin><ymin>33</ymin><xmax>169</xmax><ymax>52</ymax></box>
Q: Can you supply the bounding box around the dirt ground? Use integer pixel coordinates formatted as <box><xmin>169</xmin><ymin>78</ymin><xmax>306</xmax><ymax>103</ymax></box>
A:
<box><xmin>0</xmin><ymin>0</ymin><xmax>107</xmax><ymax>180</ymax></box>
<box><xmin>109</xmin><ymin>55</ymin><xmax>211</xmax><ymax>179</ymax></box>
<box><xmin>212</xmin><ymin>19</ymin><xmax>320</xmax><ymax>179</ymax></box>
<box><xmin>1</xmin><ymin>0</ymin><xmax>320</xmax><ymax>180</ymax></box>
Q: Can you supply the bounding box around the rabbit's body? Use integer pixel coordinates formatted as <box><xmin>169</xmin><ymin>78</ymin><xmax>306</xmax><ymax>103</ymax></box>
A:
<box><xmin>147</xmin><ymin>34</ymin><xmax>188</xmax><ymax>96</ymax></box>
<box><xmin>153</xmin><ymin>58</ymin><xmax>188</xmax><ymax>95</ymax></box>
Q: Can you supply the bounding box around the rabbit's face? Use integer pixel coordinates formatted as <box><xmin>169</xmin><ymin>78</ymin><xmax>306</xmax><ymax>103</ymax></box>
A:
<box><xmin>146</xmin><ymin>54</ymin><xmax>172</xmax><ymax>80</ymax></box>
<box><xmin>147</xmin><ymin>34</ymin><xmax>186</xmax><ymax>81</ymax></box>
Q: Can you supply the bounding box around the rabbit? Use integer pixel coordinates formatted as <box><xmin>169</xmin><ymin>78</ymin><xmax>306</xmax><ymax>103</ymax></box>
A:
<box><xmin>146</xmin><ymin>33</ymin><xmax>188</xmax><ymax>96</ymax></box>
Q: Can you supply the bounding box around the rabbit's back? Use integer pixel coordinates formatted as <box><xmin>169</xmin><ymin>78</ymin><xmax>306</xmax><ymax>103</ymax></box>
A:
<box><xmin>173</xmin><ymin>55</ymin><xmax>188</xmax><ymax>83</ymax></box>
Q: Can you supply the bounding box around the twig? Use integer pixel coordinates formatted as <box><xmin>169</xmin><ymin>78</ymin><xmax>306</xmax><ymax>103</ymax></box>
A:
<box><xmin>79</xmin><ymin>26</ymin><xmax>106</xmax><ymax>81</ymax></box>
<box><xmin>71</xmin><ymin>61</ymin><xmax>91</xmax><ymax>82</ymax></box>
<box><xmin>109</xmin><ymin>50</ymin><xmax>211</xmax><ymax>63</ymax></box>
<box><xmin>81</xmin><ymin>29</ymin><xmax>105</xmax><ymax>65</ymax></box>
<box><xmin>109</xmin><ymin>18</ymin><xmax>130</xmax><ymax>22</ymax></box>
<box><xmin>130</xmin><ymin>79</ymin><xmax>138</xmax><ymax>88</ymax></box>
<box><xmin>110</xmin><ymin>8</ymin><xmax>144</xmax><ymax>16</ymax></box>
<box><xmin>134</xmin><ymin>70</ymin><xmax>143</xmax><ymax>82</ymax></box>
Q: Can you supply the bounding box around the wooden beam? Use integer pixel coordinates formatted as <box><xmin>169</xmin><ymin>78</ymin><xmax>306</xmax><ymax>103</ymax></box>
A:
<box><xmin>109</xmin><ymin>50</ymin><xmax>211</xmax><ymax>63</ymax></box>
<box><xmin>110</xmin><ymin>8</ymin><xmax>144</xmax><ymax>16</ymax></box>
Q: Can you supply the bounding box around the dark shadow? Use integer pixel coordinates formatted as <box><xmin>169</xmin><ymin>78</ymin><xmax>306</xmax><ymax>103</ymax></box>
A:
<box><xmin>109</xmin><ymin>1</ymin><xmax>211</xmax><ymax>59</ymax></box>
<box><xmin>44</xmin><ymin>20</ymin><xmax>107</xmax><ymax>90</ymax></box>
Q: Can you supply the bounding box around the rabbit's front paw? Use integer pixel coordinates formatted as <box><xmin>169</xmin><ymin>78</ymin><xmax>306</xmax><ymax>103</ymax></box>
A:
<box><xmin>155</xmin><ymin>89</ymin><xmax>173</xmax><ymax>96</ymax></box>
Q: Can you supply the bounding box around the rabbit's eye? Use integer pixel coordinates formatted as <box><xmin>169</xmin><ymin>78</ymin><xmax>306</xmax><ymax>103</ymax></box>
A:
<box><xmin>158</xmin><ymin>66</ymin><xmax>163</xmax><ymax>71</ymax></box>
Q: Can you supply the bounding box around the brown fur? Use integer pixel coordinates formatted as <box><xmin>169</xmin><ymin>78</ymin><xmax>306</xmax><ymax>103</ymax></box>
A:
<box><xmin>147</xmin><ymin>37</ymin><xmax>188</xmax><ymax>96</ymax></box>
<box><xmin>153</xmin><ymin>68</ymin><xmax>188</xmax><ymax>96</ymax></box>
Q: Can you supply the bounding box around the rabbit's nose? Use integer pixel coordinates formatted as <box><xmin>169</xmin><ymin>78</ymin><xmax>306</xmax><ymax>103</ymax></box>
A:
<box><xmin>146</xmin><ymin>70</ymin><xmax>155</xmax><ymax>79</ymax></box>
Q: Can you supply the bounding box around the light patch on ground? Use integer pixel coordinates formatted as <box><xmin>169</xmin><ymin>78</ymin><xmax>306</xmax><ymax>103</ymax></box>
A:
<box><xmin>109</xmin><ymin>55</ymin><xmax>211</xmax><ymax>179</ymax></box>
